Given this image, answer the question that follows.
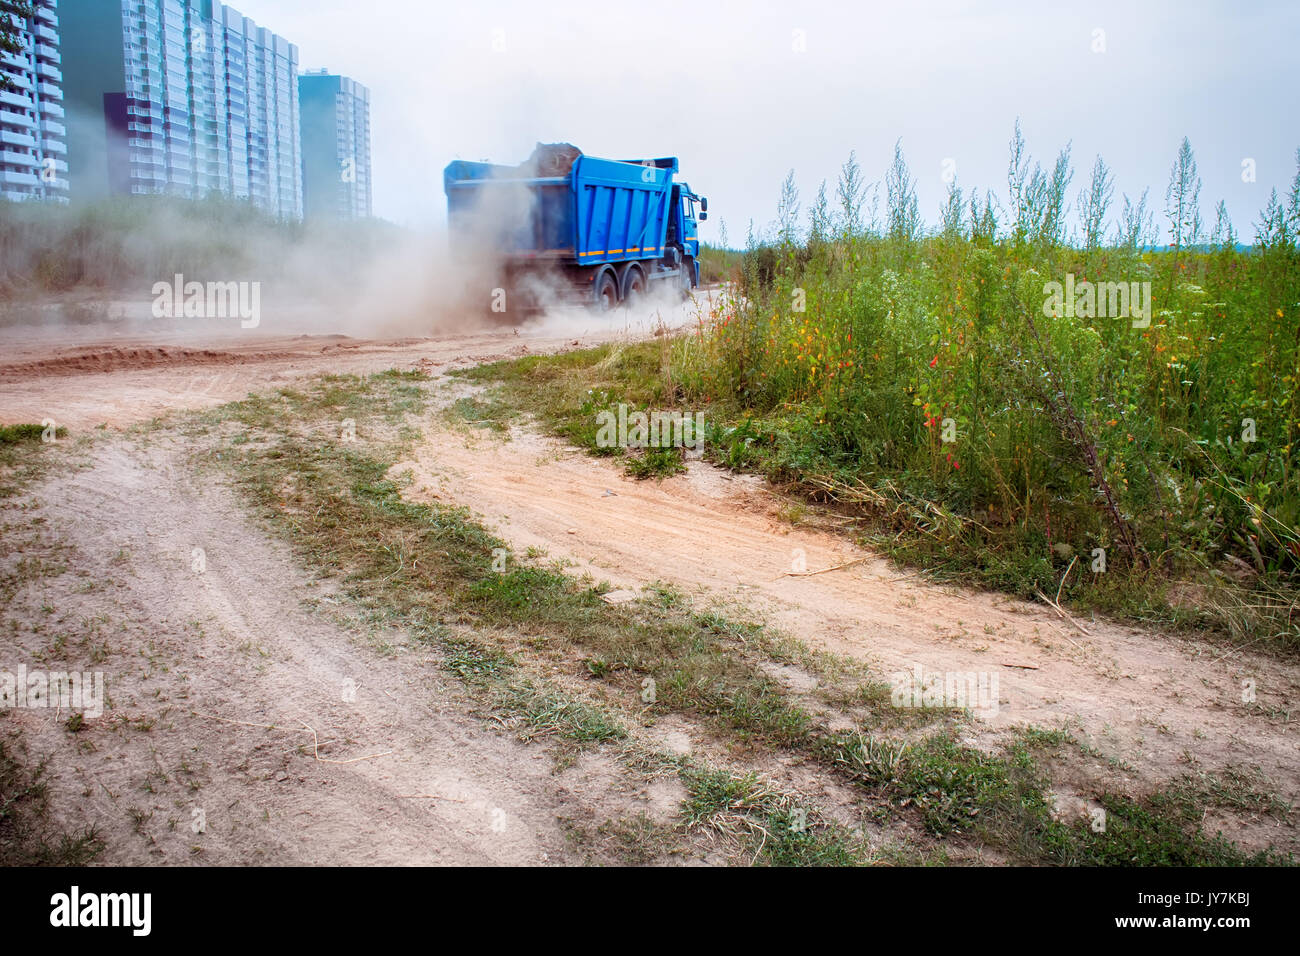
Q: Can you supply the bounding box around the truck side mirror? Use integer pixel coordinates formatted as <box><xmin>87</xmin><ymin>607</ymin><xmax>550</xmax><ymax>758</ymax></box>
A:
<box><xmin>701</xmin><ymin>197</ymin><xmax>708</xmax><ymax>212</ymax></box>
<box><xmin>699</xmin><ymin>212</ymin><xmax>708</xmax><ymax>221</ymax></box>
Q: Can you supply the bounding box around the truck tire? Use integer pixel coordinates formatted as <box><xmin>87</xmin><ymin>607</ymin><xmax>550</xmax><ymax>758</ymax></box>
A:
<box><xmin>680</xmin><ymin>257</ymin><xmax>694</xmax><ymax>299</ymax></box>
<box><xmin>621</xmin><ymin>264</ymin><xmax>646</xmax><ymax>307</ymax></box>
<box><xmin>594</xmin><ymin>271</ymin><xmax>619</xmax><ymax>311</ymax></box>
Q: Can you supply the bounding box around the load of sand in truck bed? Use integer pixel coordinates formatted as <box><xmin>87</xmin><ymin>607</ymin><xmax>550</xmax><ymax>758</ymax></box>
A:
<box><xmin>519</xmin><ymin>142</ymin><xmax>582</xmax><ymax>177</ymax></box>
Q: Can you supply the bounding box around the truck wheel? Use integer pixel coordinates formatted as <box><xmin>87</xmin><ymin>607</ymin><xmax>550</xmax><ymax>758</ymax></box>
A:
<box><xmin>680</xmin><ymin>258</ymin><xmax>694</xmax><ymax>299</ymax></box>
<box><xmin>594</xmin><ymin>272</ymin><xmax>619</xmax><ymax>311</ymax></box>
<box><xmin>621</xmin><ymin>265</ymin><xmax>646</xmax><ymax>307</ymax></box>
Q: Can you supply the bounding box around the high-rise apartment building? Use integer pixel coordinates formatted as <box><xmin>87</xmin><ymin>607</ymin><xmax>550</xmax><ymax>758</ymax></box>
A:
<box><xmin>61</xmin><ymin>0</ymin><xmax>302</xmax><ymax>218</ymax></box>
<box><xmin>298</xmin><ymin>69</ymin><xmax>370</xmax><ymax>220</ymax></box>
<box><xmin>0</xmin><ymin>0</ymin><xmax>68</xmax><ymax>202</ymax></box>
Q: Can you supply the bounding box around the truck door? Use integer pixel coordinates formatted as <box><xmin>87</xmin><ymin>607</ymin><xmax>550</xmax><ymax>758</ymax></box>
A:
<box><xmin>666</xmin><ymin>184</ymin><xmax>681</xmax><ymax>252</ymax></box>
<box><xmin>680</xmin><ymin>191</ymin><xmax>699</xmax><ymax>259</ymax></box>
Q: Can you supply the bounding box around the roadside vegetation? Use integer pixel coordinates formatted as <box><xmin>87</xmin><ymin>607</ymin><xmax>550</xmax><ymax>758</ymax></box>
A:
<box><xmin>463</xmin><ymin>129</ymin><xmax>1300</xmax><ymax>653</ymax></box>
<box><xmin>699</xmin><ymin>243</ymin><xmax>744</xmax><ymax>285</ymax></box>
<box><xmin>0</xmin><ymin>422</ymin><xmax>68</xmax><ymax>500</ymax></box>
<box><xmin>176</xmin><ymin>369</ymin><xmax>1292</xmax><ymax>865</ymax></box>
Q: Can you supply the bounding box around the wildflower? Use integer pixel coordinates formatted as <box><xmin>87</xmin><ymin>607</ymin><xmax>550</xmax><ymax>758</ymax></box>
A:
<box><xmin>929</xmin><ymin>356</ymin><xmax>938</xmax><ymax>368</ymax></box>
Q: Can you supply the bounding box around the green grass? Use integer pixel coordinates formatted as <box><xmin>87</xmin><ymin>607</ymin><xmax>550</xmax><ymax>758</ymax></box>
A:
<box><xmin>0</xmin><ymin>424</ymin><xmax>60</xmax><ymax>445</ymax></box>
<box><xmin>0</xmin><ymin>423</ymin><xmax>69</xmax><ymax>499</ymax></box>
<box><xmin>500</xmin><ymin>683</ymin><xmax>627</xmax><ymax>743</ymax></box>
<box><xmin>821</xmin><ymin>728</ymin><xmax>1289</xmax><ymax>865</ymax></box>
<box><xmin>454</xmin><ymin>344</ymin><xmax>694</xmax><ymax>480</ymax></box>
<box><xmin>445</xmin><ymin>396</ymin><xmax>511</xmax><ymax>434</ymax></box>
<box><xmin>592</xmin><ymin>813</ymin><xmax>681</xmax><ymax>865</ymax></box>
<box><xmin>698</xmin><ymin>243</ymin><xmax>744</xmax><ymax>286</ymax></box>
<box><xmin>0</xmin><ymin>732</ymin><xmax>104</xmax><ymax>866</ymax></box>
<box><xmin>690</xmin><ymin>223</ymin><xmax>1299</xmax><ymax>649</ymax></box>
<box><xmin>440</xmin><ymin>637</ymin><xmax>515</xmax><ymax>684</ymax></box>
<box><xmin>680</xmin><ymin>765</ymin><xmax>865</xmax><ymax>866</ymax></box>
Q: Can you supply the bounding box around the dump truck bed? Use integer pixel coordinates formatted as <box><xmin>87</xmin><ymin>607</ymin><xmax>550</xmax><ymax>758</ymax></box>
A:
<box><xmin>444</xmin><ymin>148</ymin><xmax>678</xmax><ymax>266</ymax></box>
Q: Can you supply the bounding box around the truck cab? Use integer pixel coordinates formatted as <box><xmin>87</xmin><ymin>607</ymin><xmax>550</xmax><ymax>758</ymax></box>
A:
<box><xmin>668</xmin><ymin>183</ymin><xmax>707</xmax><ymax>288</ymax></box>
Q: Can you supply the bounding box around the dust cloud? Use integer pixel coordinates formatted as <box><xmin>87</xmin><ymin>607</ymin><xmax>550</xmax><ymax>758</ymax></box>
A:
<box><xmin>0</xmin><ymin>141</ymin><xmax>714</xmax><ymax>344</ymax></box>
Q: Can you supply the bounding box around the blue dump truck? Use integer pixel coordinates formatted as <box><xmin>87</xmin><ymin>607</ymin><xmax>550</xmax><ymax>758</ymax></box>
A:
<box><xmin>444</xmin><ymin>143</ymin><xmax>707</xmax><ymax>311</ymax></box>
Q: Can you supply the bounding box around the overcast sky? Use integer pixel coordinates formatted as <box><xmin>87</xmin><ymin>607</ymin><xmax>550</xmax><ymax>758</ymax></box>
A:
<box><xmin>233</xmin><ymin>0</ymin><xmax>1299</xmax><ymax>244</ymax></box>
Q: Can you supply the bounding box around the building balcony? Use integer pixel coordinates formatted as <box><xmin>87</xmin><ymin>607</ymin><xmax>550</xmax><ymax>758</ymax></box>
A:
<box><xmin>39</xmin><ymin>102</ymin><xmax>64</xmax><ymax>119</ymax></box>
<box><xmin>0</xmin><ymin>109</ymin><xmax>35</xmax><ymax>129</ymax></box>
<box><xmin>0</xmin><ymin>170</ymin><xmax>40</xmax><ymax>186</ymax></box>
<box><xmin>40</xmin><ymin>138</ymin><xmax>64</xmax><ymax>155</ymax></box>
<box><xmin>40</xmin><ymin>118</ymin><xmax>64</xmax><ymax>136</ymax></box>
<box><xmin>34</xmin><ymin>45</ymin><xmax>60</xmax><ymax>65</ymax></box>
<box><xmin>34</xmin><ymin>24</ymin><xmax>57</xmax><ymax>44</ymax></box>
<box><xmin>38</xmin><ymin>82</ymin><xmax>60</xmax><ymax>100</ymax></box>
<box><xmin>0</xmin><ymin>149</ymin><xmax>36</xmax><ymax>167</ymax></box>
<box><xmin>0</xmin><ymin>129</ymin><xmax>36</xmax><ymax>148</ymax></box>
<box><xmin>0</xmin><ymin>90</ymin><xmax>33</xmax><ymax>111</ymax></box>
<box><xmin>36</xmin><ymin>61</ymin><xmax>60</xmax><ymax>81</ymax></box>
